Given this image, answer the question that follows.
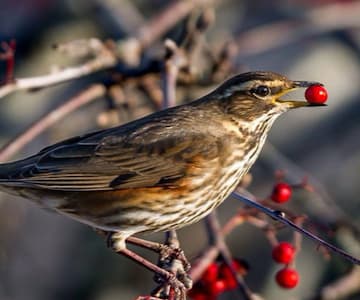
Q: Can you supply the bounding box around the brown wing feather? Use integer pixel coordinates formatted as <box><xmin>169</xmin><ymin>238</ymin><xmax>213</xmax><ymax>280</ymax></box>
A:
<box><xmin>2</xmin><ymin>107</ymin><xmax>222</xmax><ymax>191</ymax></box>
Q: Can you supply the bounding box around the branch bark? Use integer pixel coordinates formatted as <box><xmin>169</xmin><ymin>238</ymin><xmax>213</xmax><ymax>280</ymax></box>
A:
<box><xmin>0</xmin><ymin>84</ymin><xmax>106</xmax><ymax>161</ymax></box>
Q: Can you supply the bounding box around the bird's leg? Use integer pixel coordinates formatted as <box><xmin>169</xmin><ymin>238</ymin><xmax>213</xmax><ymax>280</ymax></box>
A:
<box><xmin>126</xmin><ymin>236</ymin><xmax>191</xmax><ymax>272</ymax></box>
<box><xmin>97</xmin><ymin>229</ymin><xmax>189</xmax><ymax>269</ymax></box>
<box><xmin>97</xmin><ymin>230</ymin><xmax>189</xmax><ymax>273</ymax></box>
<box><xmin>108</xmin><ymin>232</ymin><xmax>187</xmax><ymax>296</ymax></box>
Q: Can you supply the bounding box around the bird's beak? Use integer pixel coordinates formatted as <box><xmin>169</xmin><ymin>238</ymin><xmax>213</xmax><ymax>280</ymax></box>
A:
<box><xmin>276</xmin><ymin>80</ymin><xmax>327</xmax><ymax>109</ymax></box>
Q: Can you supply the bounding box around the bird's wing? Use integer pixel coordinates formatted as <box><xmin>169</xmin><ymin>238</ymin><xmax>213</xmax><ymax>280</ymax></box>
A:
<box><xmin>4</xmin><ymin>118</ymin><xmax>222</xmax><ymax>191</ymax></box>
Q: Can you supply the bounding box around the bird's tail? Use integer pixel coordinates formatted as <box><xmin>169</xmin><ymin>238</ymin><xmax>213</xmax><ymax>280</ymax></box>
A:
<box><xmin>0</xmin><ymin>163</ymin><xmax>15</xmax><ymax>194</ymax></box>
<box><xmin>0</xmin><ymin>161</ymin><xmax>26</xmax><ymax>186</ymax></box>
<box><xmin>0</xmin><ymin>155</ymin><xmax>36</xmax><ymax>181</ymax></box>
<box><xmin>0</xmin><ymin>162</ymin><xmax>11</xmax><ymax>180</ymax></box>
<box><xmin>0</xmin><ymin>161</ymin><xmax>29</xmax><ymax>198</ymax></box>
<box><xmin>0</xmin><ymin>162</ymin><xmax>16</xmax><ymax>191</ymax></box>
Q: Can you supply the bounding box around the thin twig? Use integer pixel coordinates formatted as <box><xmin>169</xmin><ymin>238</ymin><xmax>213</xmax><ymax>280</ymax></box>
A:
<box><xmin>313</xmin><ymin>266</ymin><xmax>360</xmax><ymax>300</ymax></box>
<box><xmin>262</xmin><ymin>143</ymin><xmax>356</xmax><ymax>230</ymax></box>
<box><xmin>0</xmin><ymin>84</ymin><xmax>106</xmax><ymax>161</ymax></box>
<box><xmin>0</xmin><ymin>0</ymin><xmax>212</xmax><ymax>100</ymax></box>
<box><xmin>232</xmin><ymin>191</ymin><xmax>360</xmax><ymax>265</ymax></box>
<box><xmin>205</xmin><ymin>212</ymin><xmax>254</xmax><ymax>300</ymax></box>
<box><xmin>292</xmin><ymin>217</ymin><xmax>305</xmax><ymax>263</ymax></box>
<box><xmin>0</xmin><ymin>40</ymin><xmax>115</xmax><ymax>99</ymax></box>
<box><xmin>189</xmin><ymin>245</ymin><xmax>219</xmax><ymax>282</ymax></box>
<box><xmin>189</xmin><ymin>212</ymin><xmax>266</xmax><ymax>283</ymax></box>
<box><xmin>162</xmin><ymin>39</ymin><xmax>188</xmax><ymax>108</ymax></box>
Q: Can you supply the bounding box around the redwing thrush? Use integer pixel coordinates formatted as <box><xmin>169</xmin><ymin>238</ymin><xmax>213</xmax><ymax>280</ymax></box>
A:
<box><xmin>0</xmin><ymin>71</ymin><xmax>323</xmax><ymax>278</ymax></box>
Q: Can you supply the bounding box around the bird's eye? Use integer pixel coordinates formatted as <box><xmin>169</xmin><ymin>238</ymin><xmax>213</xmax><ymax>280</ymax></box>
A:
<box><xmin>253</xmin><ymin>85</ymin><xmax>270</xmax><ymax>97</ymax></box>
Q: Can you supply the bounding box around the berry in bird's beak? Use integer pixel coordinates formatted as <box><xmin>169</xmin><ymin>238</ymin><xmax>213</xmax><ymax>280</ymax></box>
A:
<box><xmin>276</xmin><ymin>80</ymin><xmax>328</xmax><ymax>108</ymax></box>
<box><xmin>304</xmin><ymin>85</ymin><xmax>328</xmax><ymax>105</ymax></box>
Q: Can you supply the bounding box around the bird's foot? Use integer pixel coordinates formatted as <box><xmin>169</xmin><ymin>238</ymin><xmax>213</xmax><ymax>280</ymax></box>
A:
<box><xmin>160</xmin><ymin>246</ymin><xmax>191</xmax><ymax>273</ymax></box>
<box><xmin>105</xmin><ymin>232</ymin><xmax>190</xmax><ymax>299</ymax></box>
<box><xmin>151</xmin><ymin>240</ymin><xmax>192</xmax><ymax>300</ymax></box>
<box><xmin>126</xmin><ymin>236</ymin><xmax>191</xmax><ymax>272</ymax></box>
<box><xmin>155</xmin><ymin>248</ymin><xmax>192</xmax><ymax>288</ymax></box>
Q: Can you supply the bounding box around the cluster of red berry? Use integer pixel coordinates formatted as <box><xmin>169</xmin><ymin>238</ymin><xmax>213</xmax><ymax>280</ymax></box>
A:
<box><xmin>188</xmin><ymin>259</ymin><xmax>248</xmax><ymax>300</ymax></box>
<box><xmin>270</xmin><ymin>182</ymin><xmax>299</xmax><ymax>288</ymax></box>
<box><xmin>190</xmin><ymin>170</ymin><xmax>321</xmax><ymax>298</ymax></box>
<box><xmin>272</xmin><ymin>242</ymin><xmax>299</xmax><ymax>288</ymax></box>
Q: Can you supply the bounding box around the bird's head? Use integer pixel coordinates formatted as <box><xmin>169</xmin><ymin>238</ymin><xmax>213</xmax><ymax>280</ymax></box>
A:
<box><xmin>212</xmin><ymin>71</ymin><xmax>325</xmax><ymax>121</ymax></box>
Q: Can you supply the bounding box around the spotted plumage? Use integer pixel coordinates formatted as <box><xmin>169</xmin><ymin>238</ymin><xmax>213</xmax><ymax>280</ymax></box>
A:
<box><xmin>0</xmin><ymin>71</ymin><xmax>323</xmax><ymax>247</ymax></box>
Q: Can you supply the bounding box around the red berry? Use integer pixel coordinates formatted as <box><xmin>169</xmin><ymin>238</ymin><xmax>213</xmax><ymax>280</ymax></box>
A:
<box><xmin>305</xmin><ymin>85</ymin><xmax>328</xmax><ymax>104</ymax></box>
<box><xmin>275</xmin><ymin>268</ymin><xmax>299</xmax><ymax>289</ymax></box>
<box><xmin>271</xmin><ymin>182</ymin><xmax>292</xmax><ymax>203</ymax></box>
<box><xmin>209</xmin><ymin>279</ymin><xmax>227</xmax><ymax>295</ymax></box>
<box><xmin>219</xmin><ymin>265</ymin><xmax>236</xmax><ymax>290</ymax></box>
<box><xmin>201</xmin><ymin>262</ymin><xmax>218</xmax><ymax>283</ymax></box>
<box><xmin>272</xmin><ymin>242</ymin><xmax>296</xmax><ymax>264</ymax></box>
<box><xmin>219</xmin><ymin>259</ymin><xmax>249</xmax><ymax>290</ymax></box>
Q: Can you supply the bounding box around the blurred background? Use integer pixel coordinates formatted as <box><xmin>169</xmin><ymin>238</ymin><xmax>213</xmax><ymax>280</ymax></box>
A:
<box><xmin>0</xmin><ymin>0</ymin><xmax>359</xmax><ymax>299</ymax></box>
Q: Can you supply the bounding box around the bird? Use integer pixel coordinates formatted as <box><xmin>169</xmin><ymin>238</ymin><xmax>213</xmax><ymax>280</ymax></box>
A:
<box><xmin>0</xmin><ymin>71</ymin><xmax>323</xmax><ymax>286</ymax></box>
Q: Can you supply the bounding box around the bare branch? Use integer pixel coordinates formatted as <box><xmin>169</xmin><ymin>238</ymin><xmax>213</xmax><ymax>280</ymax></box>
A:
<box><xmin>205</xmin><ymin>212</ymin><xmax>255</xmax><ymax>300</ymax></box>
<box><xmin>0</xmin><ymin>39</ymin><xmax>115</xmax><ymax>99</ymax></box>
<box><xmin>0</xmin><ymin>0</ymin><xmax>214</xmax><ymax>99</ymax></box>
<box><xmin>162</xmin><ymin>39</ymin><xmax>188</xmax><ymax>108</ymax></box>
<box><xmin>316</xmin><ymin>266</ymin><xmax>360</xmax><ymax>300</ymax></box>
<box><xmin>232</xmin><ymin>191</ymin><xmax>360</xmax><ymax>265</ymax></box>
<box><xmin>0</xmin><ymin>84</ymin><xmax>106</xmax><ymax>161</ymax></box>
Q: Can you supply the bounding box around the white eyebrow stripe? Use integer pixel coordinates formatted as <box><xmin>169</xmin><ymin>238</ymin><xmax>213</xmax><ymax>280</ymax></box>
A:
<box><xmin>220</xmin><ymin>79</ymin><xmax>287</xmax><ymax>97</ymax></box>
